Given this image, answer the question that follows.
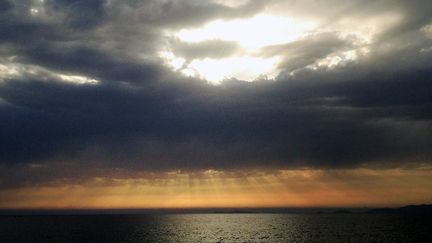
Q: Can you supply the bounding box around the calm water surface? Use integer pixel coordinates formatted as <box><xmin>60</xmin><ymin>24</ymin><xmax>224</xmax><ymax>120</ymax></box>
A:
<box><xmin>1</xmin><ymin>214</ymin><xmax>431</xmax><ymax>242</ymax></box>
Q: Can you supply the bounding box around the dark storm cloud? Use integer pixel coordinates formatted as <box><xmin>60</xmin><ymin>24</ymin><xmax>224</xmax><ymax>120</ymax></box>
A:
<box><xmin>0</xmin><ymin>0</ymin><xmax>12</xmax><ymax>12</ymax></box>
<box><xmin>0</xmin><ymin>0</ymin><xmax>432</xmax><ymax>187</ymax></box>
<box><xmin>21</xmin><ymin>45</ymin><xmax>163</xmax><ymax>83</ymax></box>
<box><xmin>50</xmin><ymin>0</ymin><xmax>107</xmax><ymax>29</ymax></box>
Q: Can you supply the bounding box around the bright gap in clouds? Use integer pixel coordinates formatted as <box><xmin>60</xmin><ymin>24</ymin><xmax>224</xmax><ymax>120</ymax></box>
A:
<box><xmin>176</xmin><ymin>15</ymin><xmax>317</xmax><ymax>48</ymax></box>
<box><xmin>161</xmin><ymin>15</ymin><xmax>318</xmax><ymax>83</ymax></box>
<box><xmin>184</xmin><ymin>56</ymin><xmax>281</xmax><ymax>82</ymax></box>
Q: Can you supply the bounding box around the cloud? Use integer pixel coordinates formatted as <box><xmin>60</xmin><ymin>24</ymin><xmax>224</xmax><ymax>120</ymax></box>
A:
<box><xmin>262</xmin><ymin>32</ymin><xmax>352</xmax><ymax>72</ymax></box>
<box><xmin>49</xmin><ymin>0</ymin><xmax>107</xmax><ymax>29</ymax></box>
<box><xmin>0</xmin><ymin>0</ymin><xmax>12</xmax><ymax>13</ymax></box>
<box><xmin>98</xmin><ymin>0</ymin><xmax>267</xmax><ymax>29</ymax></box>
<box><xmin>169</xmin><ymin>39</ymin><xmax>242</xmax><ymax>60</ymax></box>
<box><xmin>0</xmin><ymin>0</ymin><xmax>432</xmax><ymax>189</ymax></box>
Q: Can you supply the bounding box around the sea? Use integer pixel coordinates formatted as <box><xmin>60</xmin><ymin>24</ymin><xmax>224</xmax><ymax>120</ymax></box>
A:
<box><xmin>1</xmin><ymin>213</ymin><xmax>431</xmax><ymax>242</ymax></box>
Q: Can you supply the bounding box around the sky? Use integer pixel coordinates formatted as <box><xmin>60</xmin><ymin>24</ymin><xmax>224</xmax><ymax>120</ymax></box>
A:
<box><xmin>0</xmin><ymin>0</ymin><xmax>432</xmax><ymax>209</ymax></box>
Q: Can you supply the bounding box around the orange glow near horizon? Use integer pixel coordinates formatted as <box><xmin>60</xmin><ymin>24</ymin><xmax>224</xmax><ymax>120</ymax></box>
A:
<box><xmin>1</xmin><ymin>168</ymin><xmax>432</xmax><ymax>209</ymax></box>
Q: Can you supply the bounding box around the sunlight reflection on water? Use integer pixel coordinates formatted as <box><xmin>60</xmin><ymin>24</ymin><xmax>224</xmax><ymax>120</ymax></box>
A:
<box><xmin>1</xmin><ymin>214</ymin><xmax>432</xmax><ymax>242</ymax></box>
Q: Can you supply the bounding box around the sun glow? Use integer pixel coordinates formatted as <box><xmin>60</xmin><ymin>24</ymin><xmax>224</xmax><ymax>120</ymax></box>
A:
<box><xmin>2</xmin><ymin>168</ymin><xmax>432</xmax><ymax>209</ymax></box>
<box><xmin>176</xmin><ymin>15</ymin><xmax>317</xmax><ymax>49</ymax></box>
<box><xmin>161</xmin><ymin>15</ymin><xmax>318</xmax><ymax>83</ymax></box>
<box><xmin>183</xmin><ymin>56</ymin><xmax>280</xmax><ymax>83</ymax></box>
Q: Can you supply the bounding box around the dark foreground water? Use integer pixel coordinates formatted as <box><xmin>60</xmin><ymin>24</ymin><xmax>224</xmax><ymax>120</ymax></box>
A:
<box><xmin>1</xmin><ymin>214</ymin><xmax>432</xmax><ymax>242</ymax></box>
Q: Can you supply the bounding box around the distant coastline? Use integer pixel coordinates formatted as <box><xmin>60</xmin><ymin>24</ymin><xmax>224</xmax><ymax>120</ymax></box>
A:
<box><xmin>365</xmin><ymin>204</ymin><xmax>432</xmax><ymax>214</ymax></box>
<box><xmin>325</xmin><ymin>204</ymin><xmax>432</xmax><ymax>215</ymax></box>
